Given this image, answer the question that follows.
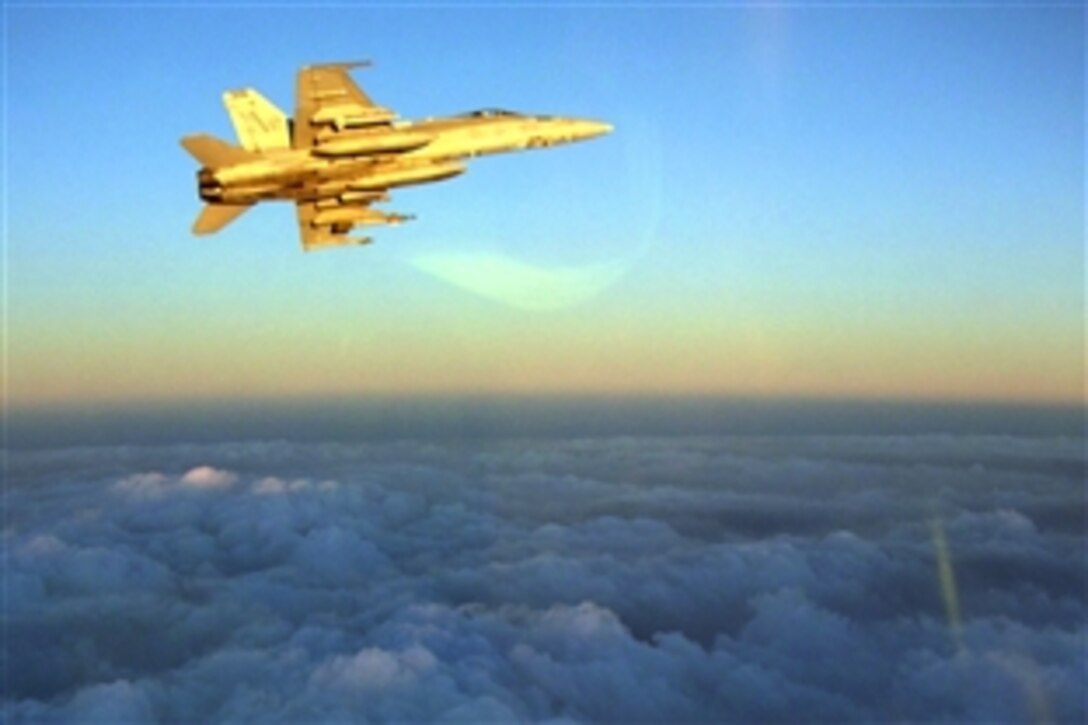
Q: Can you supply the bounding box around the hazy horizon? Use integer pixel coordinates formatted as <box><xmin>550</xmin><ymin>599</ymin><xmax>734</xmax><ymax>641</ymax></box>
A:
<box><xmin>6</xmin><ymin>394</ymin><xmax>1083</xmax><ymax>450</ymax></box>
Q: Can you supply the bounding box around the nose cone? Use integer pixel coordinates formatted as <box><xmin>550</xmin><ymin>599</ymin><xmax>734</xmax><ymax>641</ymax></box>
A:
<box><xmin>578</xmin><ymin>119</ymin><xmax>613</xmax><ymax>139</ymax></box>
<box><xmin>528</xmin><ymin>116</ymin><xmax>614</xmax><ymax>149</ymax></box>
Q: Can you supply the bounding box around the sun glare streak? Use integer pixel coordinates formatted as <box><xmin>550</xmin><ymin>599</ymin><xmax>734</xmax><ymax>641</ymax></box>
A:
<box><xmin>930</xmin><ymin>517</ymin><xmax>1056</xmax><ymax>722</ymax></box>
<box><xmin>930</xmin><ymin>517</ymin><xmax>964</xmax><ymax>653</ymax></box>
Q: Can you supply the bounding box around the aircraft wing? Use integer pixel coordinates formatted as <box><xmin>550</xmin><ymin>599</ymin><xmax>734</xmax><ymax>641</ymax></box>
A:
<box><xmin>295</xmin><ymin>200</ymin><xmax>372</xmax><ymax>252</ymax></box>
<box><xmin>293</xmin><ymin>62</ymin><xmax>396</xmax><ymax>148</ymax></box>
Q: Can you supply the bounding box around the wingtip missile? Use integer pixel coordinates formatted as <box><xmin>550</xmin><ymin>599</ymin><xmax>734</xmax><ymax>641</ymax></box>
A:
<box><xmin>304</xmin><ymin>60</ymin><xmax>373</xmax><ymax>71</ymax></box>
<box><xmin>302</xmin><ymin>234</ymin><xmax>373</xmax><ymax>252</ymax></box>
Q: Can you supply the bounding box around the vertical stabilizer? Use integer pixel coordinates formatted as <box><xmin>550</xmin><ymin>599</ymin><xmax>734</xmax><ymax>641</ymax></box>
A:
<box><xmin>223</xmin><ymin>88</ymin><xmax>291</xmax><ymax>151</ymax></box>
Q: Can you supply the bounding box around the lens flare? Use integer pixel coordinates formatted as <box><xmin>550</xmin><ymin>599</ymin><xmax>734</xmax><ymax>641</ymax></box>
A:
<box><xmin>930</xmin><ymin>517</ymin><xmax>964</xmax><ymax>653</ymax></box>
<box><xmin>410</xmin><ymin>251</ymin><xmax>630</xmax><ymax>310</ymax></box>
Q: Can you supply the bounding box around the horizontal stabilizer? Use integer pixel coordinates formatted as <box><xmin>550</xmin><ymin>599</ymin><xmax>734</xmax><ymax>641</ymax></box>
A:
<box><xmin>193</xmin><ymin>204</ymin><xmax>251</xmax><ymax>235</ymax></box>
<box><xmin>180</xmin><ymin>134</ymin><xmax>254</xmax><ymax>168</ymax></box>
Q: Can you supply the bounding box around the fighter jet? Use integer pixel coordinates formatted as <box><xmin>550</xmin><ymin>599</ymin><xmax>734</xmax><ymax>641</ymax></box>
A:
<box><xmin>181</xmin><ymin>61</ymin><xmax>612</xmax><ymax>251</ymax></box>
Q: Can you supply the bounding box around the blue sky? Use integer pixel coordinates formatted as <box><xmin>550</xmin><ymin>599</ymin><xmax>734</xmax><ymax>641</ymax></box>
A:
<box><xmin>5</xmin><ymin>3</ymin><xmax>1084</xmax><ymax>405</ymax></box>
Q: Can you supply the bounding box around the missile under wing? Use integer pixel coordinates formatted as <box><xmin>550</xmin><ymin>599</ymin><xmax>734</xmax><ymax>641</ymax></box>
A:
<box><xmin>293</xmin><ymin>61</ymin><xmax>396</xmax><ymax>147</ymax></box>
<box><xmin>291</xmin><ymin>63</ymin><xmax>404</xmax><ymax>249</ymax></box>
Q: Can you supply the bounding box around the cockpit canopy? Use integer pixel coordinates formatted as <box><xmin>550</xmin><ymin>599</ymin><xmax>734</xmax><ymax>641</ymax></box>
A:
<box><xmin>459</xmin><ymin>108</ymin><xmax>524</xmax><ymax>118</ymax></box>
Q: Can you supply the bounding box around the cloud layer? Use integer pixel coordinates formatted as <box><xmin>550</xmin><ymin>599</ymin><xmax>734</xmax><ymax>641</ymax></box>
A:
<box><xmin>5</xmin><ymin>434</ymin><xmax>1085</xmax><ymax>722</ymax></box>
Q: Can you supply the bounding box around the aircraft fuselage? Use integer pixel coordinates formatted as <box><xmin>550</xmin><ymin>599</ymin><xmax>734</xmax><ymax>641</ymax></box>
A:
<box><xmin>198</xmin><ymin>114</ymin><xmax>611</xmax><ymax>206</ymax></box>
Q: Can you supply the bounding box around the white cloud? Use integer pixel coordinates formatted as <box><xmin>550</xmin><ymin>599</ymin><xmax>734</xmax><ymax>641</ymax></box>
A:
<box><xmin>311</xmin><ymin>645</ymin><xmax>437</xmax><ymax>693</ymax></box>
<box><xmin>180</xmin><ymin>465</ymin><xmax>237</xmax><ymax>489</ymax></box>
<box><xmin>63</xmin><ymin>681</ymin><xmax>154</xmax><ymax>723</ymax></box>
<box><xmin>112</xmin><ymin>471</ymin><xmax>171</xmax><ymax>498</ymax></box>
<box><xmin>18</xmin><ymin>533</ymin><xmax>67</xmax><ymax>557</ymax></box>
<box><xmin>252</xmin><ymin>476</ymin><xmax>287</xmax><ymax>494</ymax></box>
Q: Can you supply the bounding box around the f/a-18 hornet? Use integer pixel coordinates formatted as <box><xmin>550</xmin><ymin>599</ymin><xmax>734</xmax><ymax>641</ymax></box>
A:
<box><xmin>181</xmin><ymin>62</ymin><xmax>612</xmax><ymax>251</ymax></box>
